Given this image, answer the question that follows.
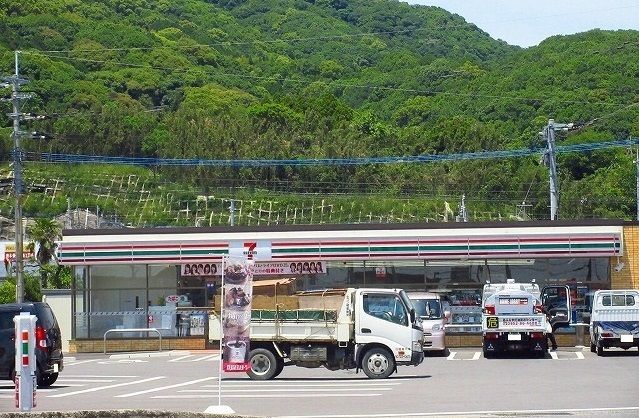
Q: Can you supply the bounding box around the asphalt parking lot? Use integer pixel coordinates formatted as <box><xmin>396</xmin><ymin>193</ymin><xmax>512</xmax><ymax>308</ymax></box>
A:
<box><xmin>1</xmin><ymin>348</ymin><xmax>638</xmax><ymax>417</ymax></box>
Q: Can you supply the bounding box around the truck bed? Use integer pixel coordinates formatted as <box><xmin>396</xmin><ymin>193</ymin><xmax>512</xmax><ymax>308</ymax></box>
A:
<box><xmin>249</xmin><ymin>309</ymin><xmax>349</xmax><ymax>343</ymax></box>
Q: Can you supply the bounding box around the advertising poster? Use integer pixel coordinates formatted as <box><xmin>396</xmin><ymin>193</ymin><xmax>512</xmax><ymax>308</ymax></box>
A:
<box><xmin>181</xmin><ymin>261</ymin><xmax>326</xmax><ymax>277</ymax></box>
<box><xmin>221</xmin><ymin>258</ymin><xmax>253</xmax><ymax>372</ymax></box>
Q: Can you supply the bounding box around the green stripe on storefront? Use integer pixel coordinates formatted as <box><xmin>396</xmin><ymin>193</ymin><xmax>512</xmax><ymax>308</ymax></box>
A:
<box><xmin>370</xmin><ymin>246</ymin><xmax>420</xmax><ymax>252</ymax></box>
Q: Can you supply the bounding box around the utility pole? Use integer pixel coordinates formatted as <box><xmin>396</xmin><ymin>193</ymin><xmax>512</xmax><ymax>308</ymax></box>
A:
<box><xmin>541</xmin><ymin>119</ymin><xmax>574</xmax><ymax>220</ymax></box>
<box><xmin>635</xmin><ymin>148</ymin><xmax>639</xmax><ymax>221</ymax></box>
<box><xmin>2</xmin><ymin>51</ymin><xmax>35</xmax><ymax>303</ymax></box>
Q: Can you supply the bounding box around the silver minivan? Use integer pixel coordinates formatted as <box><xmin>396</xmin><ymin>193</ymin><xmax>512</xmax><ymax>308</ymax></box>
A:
<box><xmin>408</xmin><ymin>292</ymin><xmax>450</xmax><ymax>353</ymax></box>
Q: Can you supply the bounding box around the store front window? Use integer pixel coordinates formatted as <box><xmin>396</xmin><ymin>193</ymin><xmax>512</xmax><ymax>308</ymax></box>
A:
<box><xmin>72</xmin><ymin>264</ymin><xmax>216</xmax><ymax>339</ymax></box>
<box><xmin>72</xmin><ymin>257</ymin><xmax>610</xmax><ymax>339</ymax></box>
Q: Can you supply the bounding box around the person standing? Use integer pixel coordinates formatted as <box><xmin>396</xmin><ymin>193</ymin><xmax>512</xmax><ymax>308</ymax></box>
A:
<box><xmin>542</xmin><ymin>306</ymin><xmax>558</xmax><ymax>351</ymax></box>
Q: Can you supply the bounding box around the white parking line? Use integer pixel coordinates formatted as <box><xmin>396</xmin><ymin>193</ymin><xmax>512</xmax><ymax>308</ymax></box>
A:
<box><xmin>550</xmin><ymin>351</ymin><xmax>559</xmax><ymax>360</ymax></box>
<box><xmin>116</xmin><ymin>377</ymin><xmax>217</xmax><ymax>398</ymax></box>
<box><xmin>57</xmin><ymin>379</ymin><xmax>115</xmax><ymax>383</ymax></box>
<box><xmin>446</xmin><ymin>351</ymin><xmax>480</xmax><ymax>360</ymax></box>
<box><xmin>192</xmin><ymin>354</ymin><xmax>219</xmax><ymax>361</ymax></box>
<box><xmin>576</xmin><ymin>352</ymin><xmax>585</xmax><ymax>359</ymax></box>
<box><xmin>168</xmin><ymin>355</ymin><xmax>194</xmax><ymax>362</ymax></box>
<box><xmin>153</xmin><ymin>393</ymin><xmax>381</xmax><ymax>399</ymax></box>
<box><xmin>64</xmin><ymin>359</ymin><xmax>101</xmax><ymax>366</ymax></box>
<box><xmin>182</xmin><ymin>388</ymin><xmax>393</xmax><ymax>393</ymax></box>
<box><xmin>47</xmin><ymin>376</ymin><xmax>165</xmax><ymax>398</ymax></box>
<box><xmin>202</xmin><ymin>383</ymin><xmax>401</xmax><ymax>388</ymax></box>
<box><xmin>62</xmin><ymin>375</ymin><xmax>138</xmax><ymax>378</ymax></box>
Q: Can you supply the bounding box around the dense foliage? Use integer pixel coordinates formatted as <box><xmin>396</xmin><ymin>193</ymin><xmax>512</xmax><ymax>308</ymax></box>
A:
<box><xmin>0</xmin><ymin>0</ymin><xmax>638</xmax><ymax>223</ymax></box>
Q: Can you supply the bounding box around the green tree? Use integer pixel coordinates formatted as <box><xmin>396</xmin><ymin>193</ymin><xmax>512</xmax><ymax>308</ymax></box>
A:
<box><xmin>0</xmin><ymin>274</ymin><xmax>43</xmax><ymax>304</ymax></box>
<box><xmin>26</xmin><ymin>218</ymin><xmax>62</xmax><ymax>289</ymax></box>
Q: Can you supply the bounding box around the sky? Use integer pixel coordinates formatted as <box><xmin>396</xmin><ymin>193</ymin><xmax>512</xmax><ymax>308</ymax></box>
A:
<box><xmin>408</xmin><ymin>0</ymin><xmax>639</xmax><ymax>47</ymax></box>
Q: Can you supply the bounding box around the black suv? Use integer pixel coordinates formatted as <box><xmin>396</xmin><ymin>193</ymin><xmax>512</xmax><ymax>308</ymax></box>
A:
<box><xmin>0</xmin><ymin>302</ymin><xmax>64</xmax><ymax>387</ymax></box>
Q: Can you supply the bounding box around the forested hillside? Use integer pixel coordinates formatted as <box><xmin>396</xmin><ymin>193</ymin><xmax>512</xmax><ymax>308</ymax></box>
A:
<box><xmin>0</xmin><ymin>0</ymin><xmax>638</xmax><ymax>225</ymax></box>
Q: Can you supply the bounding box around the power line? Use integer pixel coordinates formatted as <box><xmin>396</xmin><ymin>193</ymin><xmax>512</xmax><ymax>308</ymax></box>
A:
<box><xmin>23</xmin><ymin>138</ymin><xmax>638</xmax><ymax>167</ymax></box>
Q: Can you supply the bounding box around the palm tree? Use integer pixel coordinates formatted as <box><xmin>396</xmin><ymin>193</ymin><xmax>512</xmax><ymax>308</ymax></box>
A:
<box><xmin>27</xmin><ymin>218</ymin><xmax>62</xmax><ymax>289</ymax></box>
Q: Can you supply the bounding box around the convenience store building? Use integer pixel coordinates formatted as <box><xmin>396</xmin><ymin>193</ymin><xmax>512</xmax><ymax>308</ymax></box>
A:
<box><xmin>58</xmin><ymin>219</ymin><xmax>639</xmax><ymax>352</ymax></box>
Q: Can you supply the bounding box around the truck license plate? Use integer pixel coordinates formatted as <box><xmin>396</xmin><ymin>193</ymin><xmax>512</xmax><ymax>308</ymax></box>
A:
<box><xmin>507</xmin><ymin>333</ymin><xmax>521</xmax><ymax>341</ymax></box>
<box><xmin>621</xmin><ymin>335</ymin><xmax>633</xmax><ymax>343</ymax></box>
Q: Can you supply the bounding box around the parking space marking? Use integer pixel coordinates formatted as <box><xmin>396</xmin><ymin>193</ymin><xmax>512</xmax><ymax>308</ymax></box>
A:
<box><xmin>47</xmin><ymin>376</ymin><xmax>165</xmax><ymax>398</ymax></box>
<box><xmin>184</xmin><ymin>388</ymin><xmax>393</xmax><ymax>393</ymax></box>
<box><xmin>550</xmin><ymin>351</ymin><xmax>586</xmax><ymax>360</ymax></box>
<box><xmin>202</xmin><ymin>382</ymin><xmax>401</xmax><ymax>388</ymax></box>
<box><xmin>57</xmin><ymin>379</ymin><xmax>115</xmax><ymax>383</ymax></box>
<box><xmin>153</xmin><ymin>393</ymin><xmax>381</xmax><ymax>399</ymax></box>
<box><xmin>116</xmin><ymin>377</ymin><xmax>217</xmax><ymax>398</ymax></box>
<box><xmin>168</xmin><ymin>355</ymin><xmax>194</xmax><ymax>362</ymax></box>
<box><xmin>192</xmin><ymin>354</ymin><xmax>219</xmax><ymax>361</ymax></box>
<box><xmin>62</xmin><ymin>375</ymin><xmax>138</xmax><ymax>378</ymax></box>
<box><xmin>446</xmin><ymin>351</ymin><xmax>480</xmax><ymax>360</ymax></box>
<box><xmin>64</xmin><ymin>359</ymin><xmax>101</xmax><ymax>366</ymax></box>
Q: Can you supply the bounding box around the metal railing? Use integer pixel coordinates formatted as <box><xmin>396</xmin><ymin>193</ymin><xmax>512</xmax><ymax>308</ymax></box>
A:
<box><xmin>103</xmin><ymin>328</ymin><xmax>162</xmax><ymax>354</ymax></box>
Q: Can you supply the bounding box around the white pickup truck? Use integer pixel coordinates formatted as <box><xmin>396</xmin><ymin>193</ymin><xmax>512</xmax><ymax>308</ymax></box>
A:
<box><xmin>589</xmin><ymin>290</ymin><xmax>639</xmax><ymax>356</ymax></box>
<box><xmin>481</xmin><ymin>280</ymin><xmax>572</xmax><ymax>357</ymax></box>
<box><xmin>247</xmin><ymin>288</ymin><xmax>424</xmax><ymax>380</ymax></box>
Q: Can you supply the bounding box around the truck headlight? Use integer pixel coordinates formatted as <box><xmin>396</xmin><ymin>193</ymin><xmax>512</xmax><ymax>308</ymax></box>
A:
<box><xmin>412</xmin><ymin>341</ymin><xmax>423</xmax><ymax>351</ymax></box>
<box><xmin>432</xmin><ymin>324</ymin><xmax>441</xmax><ymax>332</ymax></box>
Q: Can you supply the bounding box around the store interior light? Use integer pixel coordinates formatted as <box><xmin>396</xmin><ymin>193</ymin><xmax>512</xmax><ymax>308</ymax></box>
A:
<box><xmin>424</xmin><ymin>259</ymin><xmax>535</xmax><ymax>266</ymax></box>
<box><xmin>330</xmin><ymin>259</ymin><xmax>535</xmax><ymax>268</ymax></box>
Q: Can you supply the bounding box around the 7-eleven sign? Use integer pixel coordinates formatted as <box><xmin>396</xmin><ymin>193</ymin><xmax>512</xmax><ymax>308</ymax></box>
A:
<box><xmin>229</xmin><ymin>240</ymin><xmax>272</xmax><ymax>261</ymax></box>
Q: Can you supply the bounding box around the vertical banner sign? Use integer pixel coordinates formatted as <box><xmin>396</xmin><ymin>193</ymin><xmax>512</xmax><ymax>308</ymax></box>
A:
<box><xmin>222</xmin><ymin>257</ymin><xmax>253</xmax><ymax>372</ymax></box>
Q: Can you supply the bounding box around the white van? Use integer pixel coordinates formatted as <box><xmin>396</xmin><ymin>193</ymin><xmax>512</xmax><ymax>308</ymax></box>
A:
<box><xmin>589</xmin><ymin>290</ymin><xmax>639</xmax><ymax>356</ymax></box>
<box><xmin>408</xmin><ymin>292</ymin><xmax>450</xmax><ymax>354</ymax></box>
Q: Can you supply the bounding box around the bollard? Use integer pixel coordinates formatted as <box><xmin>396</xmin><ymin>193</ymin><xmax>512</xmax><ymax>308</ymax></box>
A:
<box><xmin>14</xmin><ymin>312</ymin><xmax>37</xmax><ymax>411</ymax></box>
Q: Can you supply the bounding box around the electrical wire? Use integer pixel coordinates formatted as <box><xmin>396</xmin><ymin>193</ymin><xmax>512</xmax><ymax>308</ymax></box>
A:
<box><xmin>22</xmin><ymin>138</ymin><xmax>638</xmax><ymax>167</ymax></box>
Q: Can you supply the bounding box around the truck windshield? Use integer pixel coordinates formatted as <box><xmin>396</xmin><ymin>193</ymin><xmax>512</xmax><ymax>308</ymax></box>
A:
<box><xmin>399</xmin><ymin>290</ymin><xmax>416</xmax><ymax>324</ymax></box>
<box><xmin>413</xmin><ymin>299</ymin><xmax>442</xmax><ymax>319</ymax></box>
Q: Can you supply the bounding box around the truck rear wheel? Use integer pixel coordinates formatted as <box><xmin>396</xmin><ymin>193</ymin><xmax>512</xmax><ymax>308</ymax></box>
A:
<box><xmin>596</xmin><ymin>342</ymin><xmax>604</xmax><ymax>357</ymax></box>
<box><xmin>361</xmin><ymin>347</ymin><xmax>394</xmax><ymax>379</ymax></box>
<box><xmin>247</xmin><ymin>348</ymin><xmax>279</xmax><ymax>380</ymax></box>
<box><xmin>273</xmin><ymin>357</ymin><xmax>285</xmax><ymax>378</ymax></box>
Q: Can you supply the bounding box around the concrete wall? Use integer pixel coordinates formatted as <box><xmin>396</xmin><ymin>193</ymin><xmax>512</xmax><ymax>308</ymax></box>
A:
<box><xmin>42</xmin><ymin>289</ymin><xmax>72</xmax><ymax>353</ymax></box>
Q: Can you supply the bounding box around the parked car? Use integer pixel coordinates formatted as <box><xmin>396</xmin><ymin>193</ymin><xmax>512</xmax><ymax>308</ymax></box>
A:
<box><xmin>408</xmin><ymin>292</ymin><xmax>450</xmax><ymax>354</ymax></box>
<box><xmin>0</xmin><ymin>302</ymin><xmax>64</xmax><ymax>387</ymax></box>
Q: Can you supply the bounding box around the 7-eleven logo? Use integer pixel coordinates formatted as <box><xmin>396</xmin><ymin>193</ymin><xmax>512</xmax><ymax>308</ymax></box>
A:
<box><xmin>243</xmin><ymin>242</ymin><xmax>257</xmax><ymax>259</ymax></box>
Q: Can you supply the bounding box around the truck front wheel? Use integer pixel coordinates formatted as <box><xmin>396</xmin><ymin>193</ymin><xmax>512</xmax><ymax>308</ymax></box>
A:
<box><xmin>361</xmin><ymin>347</ymin><xmax>394</xmax><ymax>379</ymax></box>
<box><xmin>247</xmin><ymin>348</ymin><xmax>279</xmax><ymax>380</ymax></box>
